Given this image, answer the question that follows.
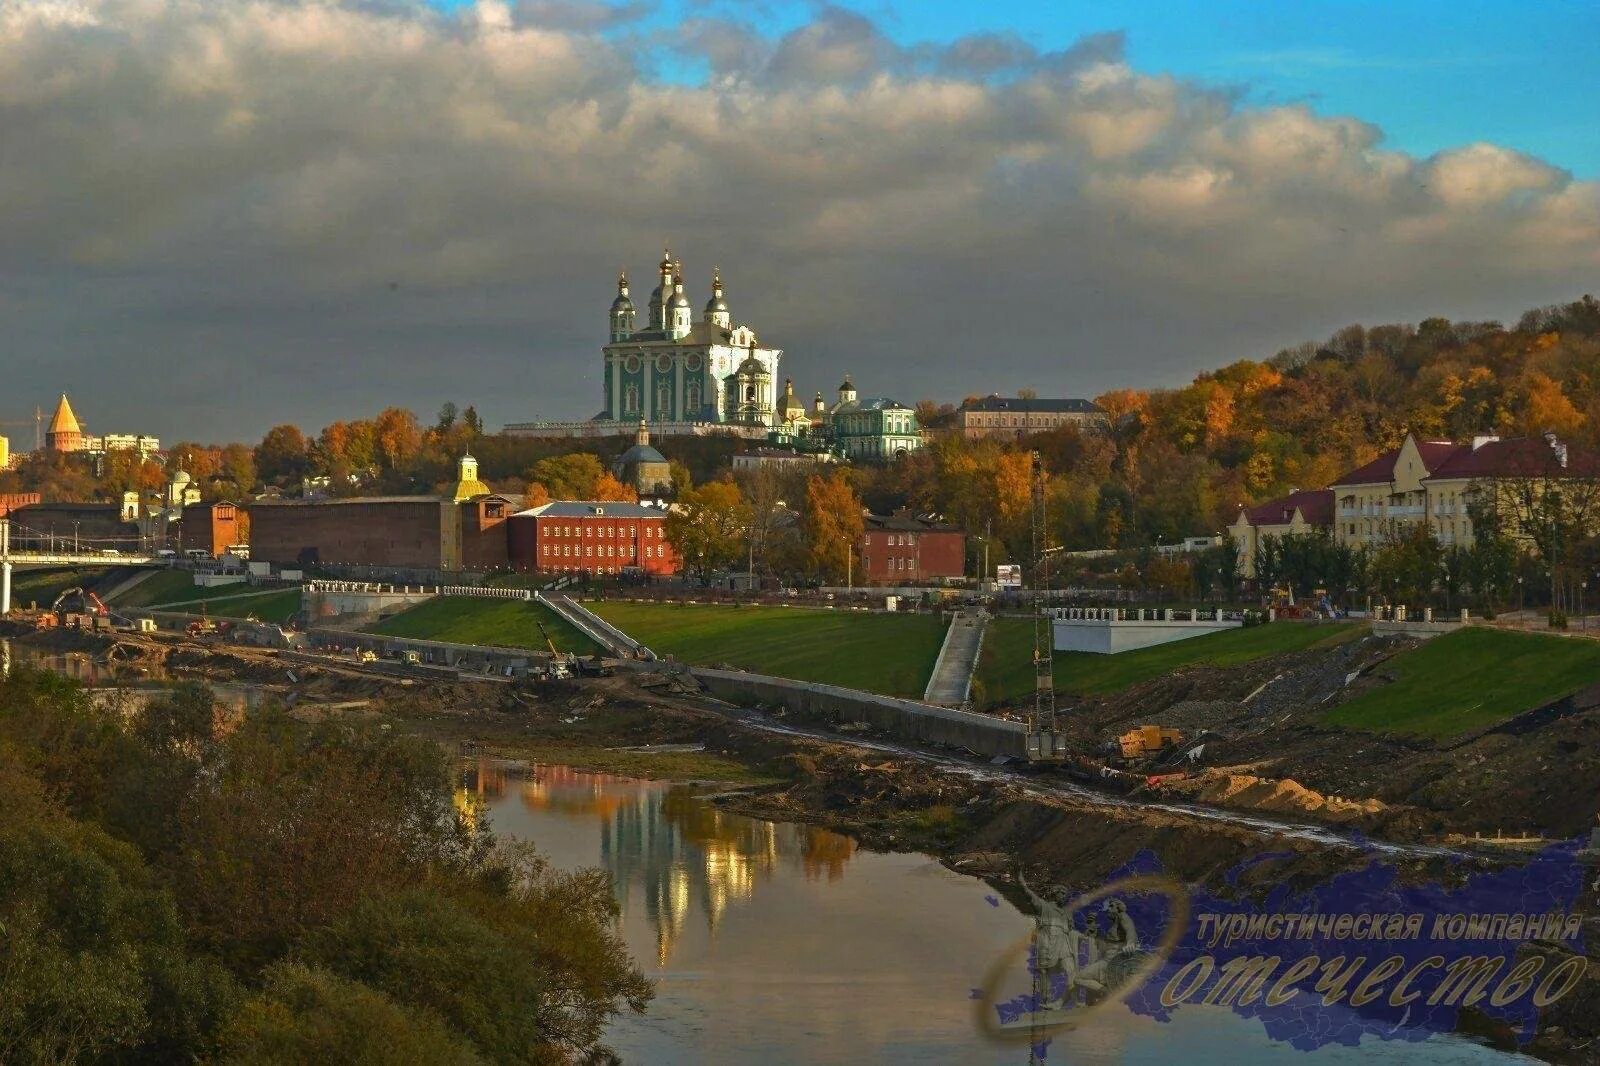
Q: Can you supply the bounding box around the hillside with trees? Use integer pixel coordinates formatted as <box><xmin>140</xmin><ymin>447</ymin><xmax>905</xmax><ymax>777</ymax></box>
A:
<box><xmin>5</xmin><ymin>294</ymin><xmax>1599</xmax><ymax>595</ymax></box>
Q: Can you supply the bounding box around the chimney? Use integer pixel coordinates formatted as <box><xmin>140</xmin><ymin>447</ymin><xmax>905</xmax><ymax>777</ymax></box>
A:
<box><xmin>1545</xmin><ymin>431</ymin><xmax>1568</xmax><ymax>468</ymax></box>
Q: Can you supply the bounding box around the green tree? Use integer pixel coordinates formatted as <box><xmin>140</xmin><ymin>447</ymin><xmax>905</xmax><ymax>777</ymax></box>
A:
<box><xmin>527</xmin><ymin>453</ymin><xmax>609</xmax><ymax>501</ymax></box>
<box><xmin>254</xmin><ymin>424</ymin><xmax>311</xmax><ymax>485</ymax></box>
<box><xmin>665</xmin><ymin>481</ymin><xmax>748</xmax><ymax>577</ymax></box>
<box><xmin>218</xmin><ymin>962</ymin><xmax>479</xmax><ymax>1066</ymax></box>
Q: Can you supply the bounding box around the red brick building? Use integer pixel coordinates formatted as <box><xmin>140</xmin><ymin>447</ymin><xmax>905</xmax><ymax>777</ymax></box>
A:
<box><xmin>175</xmin><ymin>502</ymin><xmax>242</xmax><ymax>557</ymax></box>
<box><xmin>0</xmin><ymin>493</ymin><xmax>40</xmax><ymax>519</ymax></box>
<box><xmin>250</xmin><ymin>497</ymin><xmax>460</xmax><ymax>570</ymax></box>
<box><xmin>460</xmin><ymin>495</ymin><xmax>515</xmax><ymax>571</ymax></box>
<box><xmin>508</xmin><ymin>501</ymin><xmax>676</xmax><ymax>576</ymax></box>
<box><xmin>858</xmin><ymin>513</ymin><xmax>965</xmax><ymax>585</ymax></box>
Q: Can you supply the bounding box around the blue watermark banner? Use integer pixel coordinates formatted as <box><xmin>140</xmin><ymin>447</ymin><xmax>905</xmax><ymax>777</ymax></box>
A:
<box><xmin>974</xmin><ymin>839</ymin><xmax>1590</xmax><ymax>1055</ymax></box>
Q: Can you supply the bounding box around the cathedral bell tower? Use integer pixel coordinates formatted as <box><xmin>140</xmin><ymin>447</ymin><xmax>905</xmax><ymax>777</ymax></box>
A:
<box><xmin>649</xmin><ymin>247</ymin><xmax>674</xmax><ymax>331</ymax></box>
<box><xmin>609</xmin><ymin>270</ymin><xmax>636</xmax><ymax>341</ymax></box>
<box><xmin>669</xmin><ymin>260</ymin><xmax>692</xmax><ymax>338</ymax></box>
<box><xmin>703</xmin><ymin>268</ymin><xmax>731</xmax><ymax>329</ymax></box>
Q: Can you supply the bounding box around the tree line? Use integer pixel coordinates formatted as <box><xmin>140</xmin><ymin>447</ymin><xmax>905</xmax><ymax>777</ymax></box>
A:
<box><xmin>0</xmin><ymin>671</ymin><xmax>649</xmax><ymax>1062</ymax></box>
<box><xmin>4</xmin><ymin>294</ymin><xmax>1598</xmax><ymax>585</ymax></box>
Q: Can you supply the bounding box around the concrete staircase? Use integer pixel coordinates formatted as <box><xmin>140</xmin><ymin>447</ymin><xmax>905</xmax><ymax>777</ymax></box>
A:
<box><xmin>923</xmin><ymin>608</ymin><xmax>987</xmax><ymax>708</ymax></box>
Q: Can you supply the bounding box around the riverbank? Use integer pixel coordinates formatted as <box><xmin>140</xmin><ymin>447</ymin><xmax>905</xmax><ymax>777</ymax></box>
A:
<box><xmin>6</xmin><ymin>623</ymin><xmax>1596</xmax><ymax>1060</ymax></box>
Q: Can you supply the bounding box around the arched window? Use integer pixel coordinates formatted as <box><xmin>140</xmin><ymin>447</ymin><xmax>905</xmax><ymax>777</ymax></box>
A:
<box><xmin>746</xmin><ymin>384</ymin><xmax>756</xmax><ymax>402</ymax></box>
<box><xmin>657</xmin><ymin>382</ymin><xmax>671</xmax><ymax>417</ymax></box>
<box><xmin>685</xmin><ymin>382</ymin><xmax>701</xmax><ymax>413</ymax></box>
<box><xmin>624</xmin><ymin>385</ymin><xmax>639</xmax><ymax>414</ymax></box>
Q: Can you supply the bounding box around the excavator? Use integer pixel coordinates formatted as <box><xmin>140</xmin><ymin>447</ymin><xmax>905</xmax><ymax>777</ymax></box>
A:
<box><xmin>535</xmin><ymin>621</ymin><xmax>575</xmax><ymax>681</ymax></box>
<box><xmin>533</xmin><ymin>622</ymin><xmax>613</xmax><ymax>679</ymax></box>
<box><xmin>39</xmin><ymin>587</ymin><xmax>111</xmax><ymax>630</ymax></box>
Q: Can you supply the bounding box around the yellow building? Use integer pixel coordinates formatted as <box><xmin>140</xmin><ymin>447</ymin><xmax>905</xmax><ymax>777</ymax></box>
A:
<box><xmin>1332</xmin><ymin>431</ymin><xmax>1593</xmax><ymax>550</ymax></box>
<box><xmin>0</xmin><ymin>434</ymin><xmax>8</xmax><ymax>470</ymax></box>
<box><xmin>1227</xmin><ymin>489</ymin><xmax>1333</xmax><ymax>577</ymax></box>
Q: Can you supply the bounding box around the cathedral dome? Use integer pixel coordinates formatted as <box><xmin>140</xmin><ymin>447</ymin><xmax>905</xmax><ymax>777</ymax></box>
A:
<box><xmin>670</xmin><ymin>290</ymin><xmax>691</xmax><ymax>309</ymax></box>
<box><xmin>704</xmin><ymin>294</ymin><xmax>728</xmax><ymax>314</ymax></box>
<box><xmin>611</xmin><ymin>292</ymin><xmax>634</xmax><ymax>312</ymax></box>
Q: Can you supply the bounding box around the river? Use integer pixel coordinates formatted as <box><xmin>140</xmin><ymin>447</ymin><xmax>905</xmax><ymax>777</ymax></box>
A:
<box><xmin>464</xmin><ymin>759</ymin><xmax>1531</xmax><ymax>1066</ymax></box>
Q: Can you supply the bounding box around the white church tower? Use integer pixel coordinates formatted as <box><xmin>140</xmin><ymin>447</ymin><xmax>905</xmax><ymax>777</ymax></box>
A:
<box><xmin>610</xmin><ymin>271</ymin><xmax>635</xmax><ymax>342</ymax></box>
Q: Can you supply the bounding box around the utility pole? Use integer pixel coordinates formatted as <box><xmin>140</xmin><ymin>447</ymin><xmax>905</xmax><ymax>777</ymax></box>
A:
<box><xmin>1</xmin><ymin>519</ymin><xmax>10</xmax><ymax>616</ymax></box>
<box><xmin>1030</xmin><ymin>450</ymin><xmax>1056</xmax><ymax>738</ymax></box>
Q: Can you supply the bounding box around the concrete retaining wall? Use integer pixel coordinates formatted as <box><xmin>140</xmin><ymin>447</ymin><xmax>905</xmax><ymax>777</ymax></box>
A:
<box><xmin>307</xmin><ymin>626</ymin><xmax>543</xmax><ymax>678</ymax></box>
<box><xmin>1372</xmin><ymin>619</ymin><xmax>1465</xmax><ymax>640</ymax></box>
<box><xmin>1051</xmin><ymin>607</ymin><xmax>1241</xmax><ymax>654</ymax></box>
<box><xmin>690</xmin><ymin>666</ymin><xmax>1027</xmax><ymax>758</ymax></box>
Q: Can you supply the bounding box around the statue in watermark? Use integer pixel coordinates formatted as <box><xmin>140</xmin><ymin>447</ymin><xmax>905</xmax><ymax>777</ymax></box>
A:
<box><xmin>1019</xmin><ymin>870</ymin><xmax>1147</xmax><ymax>1010</ymax></box>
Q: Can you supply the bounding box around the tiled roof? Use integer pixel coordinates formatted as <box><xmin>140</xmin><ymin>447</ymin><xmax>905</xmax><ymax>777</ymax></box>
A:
<box><xmin>1425</xmin><ymin>436</ymin><xmax>1600</xmax><ymax>479</ymax></box>
<box><xmin>516</xmin><ymin>501</ymin><xmax>667</xmax><ymax>519</ymax></box>
<box><xmin>1241</xmin><ymin>489</ymin><xmax>1333</xmax><ymax>527</ymax></box>
<box><xmin>1333</xmin><ymin>440</ymin><xmax>1464</xmax><ymax>486</ymax></box>
<box><xmin>961</xmin><ymin>395</ymin><xmax>1104</xmax><ymax>414</ymax></box>
<box><xmin>864</xmin><ymin>512</ymin><xmax>962</xmax><ymax>533</ymax></box>
<box><xmin>251</xmin><ymin>496</ymin><xmax>445</xmax><ymax>506</ymax></box>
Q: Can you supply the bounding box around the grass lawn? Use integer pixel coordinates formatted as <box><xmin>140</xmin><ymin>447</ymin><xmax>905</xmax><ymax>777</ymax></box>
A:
<box><xmin>1326</xmin><ymin>627</ymin><xmax>1600</xmax><ymax>739</ymax></box>
<box><xmin>117</xmin><ymin>572</ymin><xmax>299</xmax><ymax>610</ymax></box>
<box><xmin>369</xmin><ymin>597</ymin><xmax>603</xmax><ymax>656</ymax></box>
<box><xmin>974</xmin><ymin>617</ymin><xmax>1365</xmax><ymax>704</ymax></box>
<box><xmin>190</xmin><ymin>589</ymin><xmax>304</xmax><ymax>624</ymax></box>
<box><xmin>5</xmin><ymin>566</ymin><xmax>116</xmax><ymax>608</ymax></box>
<box><xmin>107</xmin><ymin>569</ymin><xmax>192</xmax><ymax>607</ymax></box>
<box><xmin>588</xmin><ymin>601</ymin><xmax>948</xmax><ymax>699</ymax></box>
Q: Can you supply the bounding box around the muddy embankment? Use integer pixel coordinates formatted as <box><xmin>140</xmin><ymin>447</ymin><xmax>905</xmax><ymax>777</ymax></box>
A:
<box><xmin>8</xmin><ymin>625</ymin><xmax>1598</xmax><ymax>1060</ymax></box>
<box><xmin>1025</xmin><ymin>630</ymin><xmax>1600</xmax><ymax>844</ymax></box>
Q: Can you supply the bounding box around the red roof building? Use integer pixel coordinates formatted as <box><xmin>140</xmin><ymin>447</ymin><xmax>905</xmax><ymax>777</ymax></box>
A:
<box><xmin>507</xmin><ymin>501</ymin><xmax>677</xmax><ymax>577</ymax></box>
<box><xmin>1227</xmin><ymin>489</ymin><xmax>1333</xmax><ymax>578</ymax></box>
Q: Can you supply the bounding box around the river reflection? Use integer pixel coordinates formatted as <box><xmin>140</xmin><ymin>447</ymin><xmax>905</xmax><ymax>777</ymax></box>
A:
<box><xmin>466</xmin><ymin>759</ymin><xmax>1530</xmax><ymax>1066</ymax></box>
<box><xmin>460</xmin><ymin>760</ymin><xmax>856</xmax><ymax>966</ymax></box>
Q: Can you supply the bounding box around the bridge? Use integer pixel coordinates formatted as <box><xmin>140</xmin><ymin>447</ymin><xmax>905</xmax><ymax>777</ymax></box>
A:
<box><xmin>0</xmin><ymin>519</ymin><xmax>160</xmax><ymax>615</ymax></box>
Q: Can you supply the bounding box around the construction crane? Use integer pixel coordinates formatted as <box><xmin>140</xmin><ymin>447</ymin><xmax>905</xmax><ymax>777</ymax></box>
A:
<box><xmin>1025</xmin><ymin>451</ymin><xmax>1067</xmax><ymax>761</ymax></box>
<box><xmin>0</xmin><ymin>408</ymin><xmax>44</xmax><ymax>452</ymax></box>
<box><xmin>534</xmin><ymin>621</ymin><xmax>574</xmax><ymax>680</ymax></box>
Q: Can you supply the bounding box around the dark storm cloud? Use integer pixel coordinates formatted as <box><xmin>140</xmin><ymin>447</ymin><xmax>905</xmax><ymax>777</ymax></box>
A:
<box><xmin>0</xmin><ymin>0</ymin><xmax>1595</xmax><ymax>443</ymax></box>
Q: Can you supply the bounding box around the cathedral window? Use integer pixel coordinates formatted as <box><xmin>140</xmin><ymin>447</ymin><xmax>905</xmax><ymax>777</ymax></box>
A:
<box><xmin>624</xmin><ymin>385</ymin><xmax>639</xmax><ymax>414</ymax></box>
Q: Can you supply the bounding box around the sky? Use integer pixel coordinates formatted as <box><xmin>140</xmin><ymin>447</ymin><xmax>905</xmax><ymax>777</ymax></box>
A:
<box><xmin>2</xmin><ymin>0</ymin><xmax>1598</xmax><ymax>445</ymax></box>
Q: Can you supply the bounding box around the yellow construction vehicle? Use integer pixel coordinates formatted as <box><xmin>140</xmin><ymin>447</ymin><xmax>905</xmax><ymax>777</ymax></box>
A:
<box><xmin>1117</xmin><ymin>725</ymin><xmax>1184</xmax><ymax>761</ymax></box>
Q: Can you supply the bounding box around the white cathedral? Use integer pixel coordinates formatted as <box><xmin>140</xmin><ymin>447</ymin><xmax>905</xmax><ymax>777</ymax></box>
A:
<box><xmin>506</xmin><ymin>250</ymin><xmax>801</xmax><ymax>439</ymax></box>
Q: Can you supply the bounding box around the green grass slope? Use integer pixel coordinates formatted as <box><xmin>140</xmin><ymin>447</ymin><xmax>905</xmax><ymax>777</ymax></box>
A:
<box><xmin>975</xmin><ymin>618</ymin><xmax>1364</xmax><ymax>705</ymax></box>
<box><xmin>4</xmin><ymin>566</ymin><xmax>116</xmax><ymax>608</ymax></box>
<box><xmin>369</xmin><ymin>598</ymin><xmax>602</xmax><ymax>656</ymax></box>
<box><xmin>1326</xmin><ymin>627</ymin><xmax>1600</xmax><ymax>739</ymax></box>
<box><xmin>589</xmin><ymin>601</ymin><xmax>948</xmax><ymax>699</ymax></box>
<box><xmin>190</xmin><ymin>589</ymin><xmax>303</xmax><ymax>624</ymax></box>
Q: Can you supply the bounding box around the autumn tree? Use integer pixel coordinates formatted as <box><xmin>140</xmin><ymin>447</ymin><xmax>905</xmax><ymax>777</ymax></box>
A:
<box><xmin>799</xmin><ymin>470</ymin><xmax>864</xmax><ymax>582</ymax></box>
<box><xmin>527</xmin><ymin>453</ymin><xmax>610</xmax><ymax>501</ymax></box>
<box><xmin>255</xmin><ymin>425</ymin><xmax>311</xmax><ymax>485</ymax></box>
<box><xmin>665</xmin><ymin>480</ymin><xmax>748</xmax><ymax>577</ymax></box>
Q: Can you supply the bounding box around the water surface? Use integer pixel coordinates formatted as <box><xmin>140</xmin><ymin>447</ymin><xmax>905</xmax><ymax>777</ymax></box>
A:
<box><xmin>467</xmin><ymin>760</ymin><xmax>1528</xmax><ymax>1065</ymax></box>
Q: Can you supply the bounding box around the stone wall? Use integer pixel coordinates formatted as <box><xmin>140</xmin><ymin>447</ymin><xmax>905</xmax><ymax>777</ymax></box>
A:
<box><xmin>689</xmin><ymin>667</ymin><xmax>1027</xmax><ymax>758</ymax></box>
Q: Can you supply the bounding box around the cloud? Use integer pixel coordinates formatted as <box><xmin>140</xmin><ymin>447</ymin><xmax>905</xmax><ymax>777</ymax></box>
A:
<box><xmin>0</xmin><ymin>0</ymin><xmax>1595</xmax><ymax>442</ymax></box>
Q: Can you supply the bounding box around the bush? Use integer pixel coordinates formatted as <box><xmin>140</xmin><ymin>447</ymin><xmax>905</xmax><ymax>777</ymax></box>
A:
<box><xmin>217</xmin><ymin>962</ymin><xmax>480</xmax><ymax>1065</ymax></box>
<box><xmin>1549</xmin><ymin>609</ymin><xmax>1569</xmax><ymax>630</ymax></box>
